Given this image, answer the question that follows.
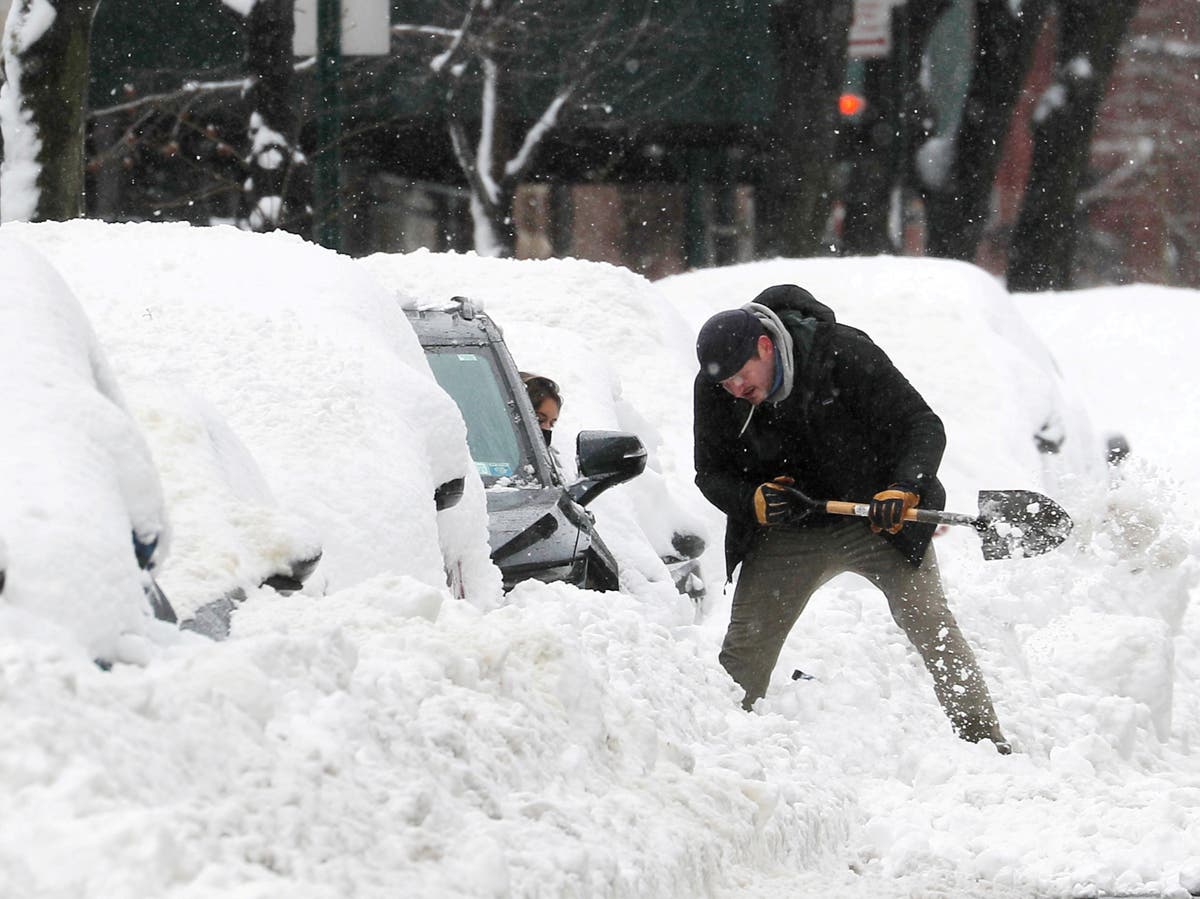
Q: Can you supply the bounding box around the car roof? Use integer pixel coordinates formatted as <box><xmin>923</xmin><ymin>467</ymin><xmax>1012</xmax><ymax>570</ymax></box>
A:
<box><xmin>403</xmin><ymin>297</ymin><xmax>504</xmax><ymax>347</ymax></box>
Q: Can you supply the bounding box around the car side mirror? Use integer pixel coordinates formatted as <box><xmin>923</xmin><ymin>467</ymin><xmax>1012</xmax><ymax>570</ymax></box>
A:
<box><xmin>568</xmin><ymin>430</ymin><xmax>647</xmax><ymax>507</ymax></box>
<box><xmin>434</xmin><ymin>477</ymin><xmax>466</xmax><ymax>510</ymax></box>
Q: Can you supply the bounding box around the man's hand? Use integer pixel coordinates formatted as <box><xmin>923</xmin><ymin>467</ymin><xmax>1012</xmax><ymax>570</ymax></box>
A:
<box><xmin>753</xmin><ymin>477</ymin><xmax>804</xmax><ymax>526</ymax></box>
<box><xmin>868</xmin><ymin>485</ymin><xmax>920</xmax><ymax>534</ymax></box>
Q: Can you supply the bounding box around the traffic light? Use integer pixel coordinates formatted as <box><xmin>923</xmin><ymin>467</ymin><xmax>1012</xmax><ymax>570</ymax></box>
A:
<box><xmin>838</xmin><ymin>92</ymin><xmax>867</xmax><ymax>118</ymax></box>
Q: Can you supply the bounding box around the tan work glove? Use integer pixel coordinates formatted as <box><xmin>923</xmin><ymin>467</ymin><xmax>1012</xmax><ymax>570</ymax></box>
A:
<box><xmin>868</xmin><ymin>485</ymin><xmax>920</xmax><ymax>534</ymax></box>
<box><xmin>753</xmin><ymin>476</ymin><xmax>801</xmax><ymax>526</ymax></box>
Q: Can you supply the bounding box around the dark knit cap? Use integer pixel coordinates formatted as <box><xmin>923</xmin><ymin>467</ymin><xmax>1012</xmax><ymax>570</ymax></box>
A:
<box><xmin>696</xmin><ymin>309</ymin><xmax>764</xmax><ymax>381</ymax></box>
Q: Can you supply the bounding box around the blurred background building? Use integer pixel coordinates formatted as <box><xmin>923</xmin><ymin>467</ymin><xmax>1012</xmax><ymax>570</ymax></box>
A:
<box><xmin>7</xmin><ymin>0</ymin><xmax>1192</xmax><ymax>287</ymax></box>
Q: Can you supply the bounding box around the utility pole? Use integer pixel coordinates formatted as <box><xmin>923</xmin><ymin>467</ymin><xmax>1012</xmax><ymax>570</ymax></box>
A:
<box><xmin>314</xmin><ymin>0</ymin><xmax>343</xmax><ymax>251</ymax></box>
<box><xmin>892</xmin><ymin>1</ymin><xmax>909</xmax><ymax>252</ymax></box>
<box><xmin>296</xmin><ymin>0</ymin><xmax>388</xmax><ymax>250</ymax></box>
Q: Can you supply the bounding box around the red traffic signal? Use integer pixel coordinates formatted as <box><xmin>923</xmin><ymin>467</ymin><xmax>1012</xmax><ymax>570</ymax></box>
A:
<box><xmin>839</xmin><ymin>93</ymin><xmax>867</xmax><ymax>117</ymax></box>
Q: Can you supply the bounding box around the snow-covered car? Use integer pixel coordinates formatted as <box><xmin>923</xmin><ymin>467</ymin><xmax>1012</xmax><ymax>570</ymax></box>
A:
<box><xmin>405</xmin><ymin>297</ymin><xmax>653</xmax><ymax>591</ymax></box>
<box><xmin>125</xmin><ymin>382</ymin><xmax>325</xmax><ymax>639</ymax></box>
<box><xmin>3</xmin><ymin>220</ymin><xmax>502</xmax><ymax>619</ymax></box>
<box><xmin>360</xmin><ymin>251</ymin><xmax>713</xmax><ymax>604</ymax></box>
<box><xmin>0</xmin><ymin>235</ymin><xmax>176</xmax><ymax>664</ymax></box>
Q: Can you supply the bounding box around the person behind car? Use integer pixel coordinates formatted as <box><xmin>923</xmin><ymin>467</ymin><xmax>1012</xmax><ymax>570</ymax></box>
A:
<box><xmin>693</xmin><ymin>284</ymin><xmax>1010</xmax><ymax>753</ymax></box>
<box><xmin>521</xmin><ymin>373</ymin><xmax>561</xmax><ymax>446</ymax></box>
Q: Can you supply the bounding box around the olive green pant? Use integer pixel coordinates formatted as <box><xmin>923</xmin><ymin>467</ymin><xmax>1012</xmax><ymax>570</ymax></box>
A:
<box><xmin>720</xmin><ymin>521</ymin><xmax>1004</xmax><ymax>744</ymax></box>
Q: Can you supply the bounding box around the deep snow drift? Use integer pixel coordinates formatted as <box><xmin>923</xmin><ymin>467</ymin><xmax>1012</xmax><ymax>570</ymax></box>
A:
<box><xmin>0</xmin><ymin>237</ymin><xmax>169</xmax><ymax>662</ymax></box>
<box><xmin>0</xmin><ymin>221</ymin><xmax>1198</xmax><ymax>898</ymax></box>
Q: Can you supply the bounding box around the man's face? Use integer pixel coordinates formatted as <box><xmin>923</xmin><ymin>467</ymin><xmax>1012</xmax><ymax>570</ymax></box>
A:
<box><xmin>719</xmin><ymin>335</ymin><xmax>774</xmax><ymax>405</ymax></box>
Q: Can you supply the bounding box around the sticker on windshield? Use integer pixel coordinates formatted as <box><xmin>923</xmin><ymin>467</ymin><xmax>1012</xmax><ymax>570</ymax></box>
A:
<box><xmin>477</xmin><ymin>461</ymin><xmax>514</xmax><ymax>477</ymax></box>
<box><xmin>458</xmin><ymin>354</ymin><xmax>479</xmax><ymax>361</ymax></box>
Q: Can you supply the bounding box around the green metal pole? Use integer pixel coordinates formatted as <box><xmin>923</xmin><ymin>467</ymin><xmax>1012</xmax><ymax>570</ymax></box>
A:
<box><xmin>684</xmin><ymin>148</ymin><xmax>710</xmax><ymax>269</ymax></box>
<box><xmin>315</xmin><ymin>0</ymin><xmax>342</xmax><ymax>251</ymax></box>
<box><xmin>893</xmin><ymin>3</ymin><xmax>909</xmax><ymax>253</ymax></box>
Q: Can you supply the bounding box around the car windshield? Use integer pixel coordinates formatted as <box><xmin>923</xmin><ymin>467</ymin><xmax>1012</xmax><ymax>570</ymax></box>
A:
<box><xmin>425</xmin><ymin>346</ymin><xmax>538</xmax><ymax>487</ymax></box>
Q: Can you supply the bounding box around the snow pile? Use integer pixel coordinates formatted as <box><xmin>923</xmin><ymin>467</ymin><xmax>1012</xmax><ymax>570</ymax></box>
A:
<box><xmin>0</xmin><ymin>577</ymin><xmax>855</xmax><ymax>897</ymax></box>
<box><xmin>118</xmin><ymin>381</ymin><xmax>322</xmax><ymax>618</ymax></box>
<box><xmin>0</xmin><ymin>236</ymin><xmax>169</xmax><ymax>662</ymax></box>
<box><xmin>4</xmin><ymin>220</ymin><xmax>501</xmax><ymax>609</ymax></box>
<box><xmin>1016</xmin><ymin>284</ymin><xmax>1200</xmax><ymax>499</ymax></box>
<box><xmin>0</xmin><ymin>225</ymin><xmax>1198</xmax><ymax>898</ymax></box>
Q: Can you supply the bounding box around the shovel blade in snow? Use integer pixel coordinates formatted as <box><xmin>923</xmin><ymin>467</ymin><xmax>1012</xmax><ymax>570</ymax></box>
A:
<box><xmin>975</xmin><ymin>490</ymin><xmax>1073</xmax><ymax>560</ymax></box>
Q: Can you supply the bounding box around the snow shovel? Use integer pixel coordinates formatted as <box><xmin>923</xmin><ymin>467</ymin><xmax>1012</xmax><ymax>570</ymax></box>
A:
<box><xmin>782</xmin><ymin>486</ymin><xmax>1073</xmax><ymax>561</ymax></box>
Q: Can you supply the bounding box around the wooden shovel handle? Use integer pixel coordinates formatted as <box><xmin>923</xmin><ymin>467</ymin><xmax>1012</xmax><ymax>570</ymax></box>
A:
<box><xmin>823</xmin><ymin>500</ymin><xmax>972</xmax><ymax>527</ymax></box>
<box><xmin>825</xmin><ymin>500</ymin><xmax>874</xmax><ymax>518</ymax></box>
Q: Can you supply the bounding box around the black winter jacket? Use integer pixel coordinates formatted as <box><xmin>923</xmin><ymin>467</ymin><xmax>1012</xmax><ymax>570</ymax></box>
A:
<box><xmin>694</xmin><ymin>285</ymin><xmax>947</xmax><ymax>578</ymax></box>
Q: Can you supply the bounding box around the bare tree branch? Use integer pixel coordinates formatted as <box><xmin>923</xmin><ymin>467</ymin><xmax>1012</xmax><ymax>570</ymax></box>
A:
<box><xmin>89</xmin><ymin>53</ymin><xmax>318</xmax><ymax>122</ymax></box>
<box><xmin>89</xmin><ymin>78</ymin><xmax>253</xmax><ymax>119</ymax></box>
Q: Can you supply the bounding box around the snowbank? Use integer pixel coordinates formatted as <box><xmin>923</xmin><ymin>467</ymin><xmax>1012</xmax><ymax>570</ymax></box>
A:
<box><xmin>2</xmin><ymin>220</ymin><xmax>501</xmax><ymax>609</ymax></box>
<box><xmin>119</xmin><ymin>381</ymin><xmax>322</xmax><ymax>619</ymax></box>
<box><xmin>1015</xmin><ymin>284</ymin><xmax>1200</xmax><ymax>497</ymax></box>
<box><xmin>1</xmin><ymin>228</ymin><xmax>1198</xmax><ymax>898</ymax></box>
<box><xmin>0</xmin><ymin>235</ymin><xmax>170</xmax><ymax>662</ymax></box>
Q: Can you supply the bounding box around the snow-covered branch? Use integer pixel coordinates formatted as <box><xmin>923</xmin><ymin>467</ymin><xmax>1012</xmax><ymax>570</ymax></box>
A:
<box><xmin>504</xmin><ymin>89</ymin><xmax>569</xmax><ymax>179</ymax></box>
<box><xmin>475</xmin><ymin>56</ymin><xmax>500</xmax><ymax>204</ymax></box>
<box><xmin>392</xmin><ymin>24</ymin><xmax>460</xmax><ymax>39</ymax></box>
<box><xmin>429</xmin><ymin>0</ymin><xmax>481</xmax><ymax>74</ymax></box>
<box><xmin>219</xmin><ymin>0</ymin><xmax>258</xmax><ymax>16</ymax></box>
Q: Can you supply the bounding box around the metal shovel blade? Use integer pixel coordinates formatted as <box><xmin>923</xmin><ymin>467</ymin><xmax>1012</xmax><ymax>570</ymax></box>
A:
<box><xmin>975</xmin><ymin>490</ymin><xmax>1073</xmax><ymax>561</ymax></box>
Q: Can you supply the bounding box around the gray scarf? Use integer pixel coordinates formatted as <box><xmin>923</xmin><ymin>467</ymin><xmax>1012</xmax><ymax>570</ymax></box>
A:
<box><xmin>734</xmin><ymin>302</ymin><xmax>795</xmax><ymax>435</ymax></box>
<box><xmin>744</xmin><ymin>302</ymin><xmax>795</xmax><ymax>404</ymax></box>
